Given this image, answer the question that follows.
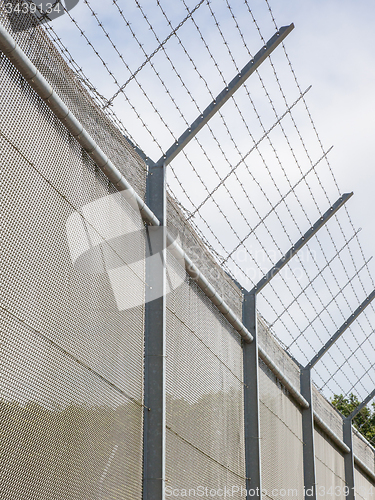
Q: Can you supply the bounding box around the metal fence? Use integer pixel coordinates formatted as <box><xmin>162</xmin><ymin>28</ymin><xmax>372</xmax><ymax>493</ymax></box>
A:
<box><xmin>1</xmin><ymin>2</ymin><xmax>375</xmax><ymax>500</ymax></box>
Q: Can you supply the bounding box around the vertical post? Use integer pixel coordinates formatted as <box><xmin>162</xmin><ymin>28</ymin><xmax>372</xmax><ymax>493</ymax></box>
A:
<box><xmin>143</xmin><ymin>162</ymin><xmax>166</xmax><ymax>500</ymax></box>
<box><xmin>300</xmin><ymin>368</ymin><xmax>317</xmax><ymax>500</ymax></box>
<box><xmin>241</xmin><ymin>195</ymin><xmax>352</xmax><ymax>498</ymax></box>
<box><xmin>343</xmin><ymin>418</ymin><xmax>355</xmax><ymax>500</ymax></box>
<box><xmin>243</xmin><ymin>292</ymin><xmax>262</xmax><ymax>498</ymax></box>
<box><xmin>303</xmin><ymin>290</ymin><xmax>375</xmax><ymax>500</ymax></box>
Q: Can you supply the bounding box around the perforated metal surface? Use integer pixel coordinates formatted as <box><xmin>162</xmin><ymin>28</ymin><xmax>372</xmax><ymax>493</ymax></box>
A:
<box><xmin>314</xmin><ymin>426</ymin><xmax>346</xmax><ymax>499</ymax></box>
<box><xmin>167</xmin><ymin>196</ymin><xmax>243</xmax><ymax>318</ymax></box>
<box><xmin>165</xmin><ymin>253</ymin><xmax>246</xmax><ymax>495</ymax></box>
<box><xmin>313</xmin><ymin>386</ymin><xmax>344</xmax><ymax>442</ymax></box>
<box><xmin>1</xmin><ymin>28</ymin><xmax>145</xmax><ymax>498</ymax></box>
<box><xmin>0</xmin><ymin>309</ymin><xmax>143</xmax><ymax>499</ymax></box>
<box><xmin>259</xmin><ymin>360</ymin><xmax>304</xmax><ymax>499</ymax></box>
<box><xmin>354</xmin><ymin>430</ymin><xmax>375</xmax><ymax>475</ymax></box>
<box><xmin>0</xmin><ymin>5</ymin><xmax>146</xmax><ymax>199</ymax></box>
<box><xmin>258</xmin><ymin>318</ymin><xmax>301</xmax><ymax>392</ymax></box>
<box><xmin>355</xmin><ymin>466</ymin><xmax>375</xmax><ymax>500</ymax></box>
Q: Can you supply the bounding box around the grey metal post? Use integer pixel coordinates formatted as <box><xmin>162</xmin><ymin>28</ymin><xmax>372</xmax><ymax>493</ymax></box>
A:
<box><xmin>243</xmin><ymin>291</ymin><xmax>262</xmax><ymax>497</ymax></box>
<box><xmin>142</xmin><ymin>23</ymin><xmax>293</xmax><ymax>499</ymax></box>
<box><xmin>241</xmin><ymin>194</ymin><xmax>352</xmax><ymax>500</ymax></box>
<box><xmin>300</xmin><ymin>368</ymin><xmax>317</xmax><ymax>500</ymax></box>
<box><xmin>343</xmin><ymin>418</ymin><xmax>355</xmax><ymax>500</ymax></box>
<box><xmin>305</xmin><ymin>295</ymin><xmax>375</xmax><ymax>500</ymax></box>
<box><xmin>343</xmin><ymin>387</ymin><xmax>375</xmax><ymax>500</ymax></box>
<box><xmin>142</xmin><ymin>28</ymin><xmax>301</xmax><ymax>497</ymax></box>
<box><xmin>143</xmin><ymin>161</ymin><xmax>167</xmax><ymax>500</ymax></box>
<box><xmin>149</xmin><ymin>37</ymin><xmax>298</xmax><ymax>495</ymax></box>
<box><xmin>241</xmin><ymin>194</ymin><xmax>352</xmax><ymax>499</ymax></box>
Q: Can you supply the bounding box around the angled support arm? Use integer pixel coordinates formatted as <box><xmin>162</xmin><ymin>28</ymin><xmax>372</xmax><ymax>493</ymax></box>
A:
<box><xmin>156</xmin><ymin>24</ymin><xmax>294</xmax><ymax>168</ymax></box>
<box><xmin>244</xmin><ymin>193</ymin><xmax>352</xmax><ymax>500</ymax></box>
<box><xmin>248</xmin><ymin>193</ymin><xmax>353</xmax><ymax>295</ymax></box>
<box><xmin>303</xmin><ymin>267</ymin><xmax>375</xmax><ymax>500</ymax></box>
<box><xmin>348</xmin><ymin>388</ymin><xmax>375</xmax><ymax>421</ymax></box>
<box><xmin>306</xmin><ymin>289</ymin><xmax>375</xmax><ymax>370</ymax></box>
<box><xmin>243</xmin><ymin>191</ymin><xmax>351</xmax><ymax>500</ymax></box>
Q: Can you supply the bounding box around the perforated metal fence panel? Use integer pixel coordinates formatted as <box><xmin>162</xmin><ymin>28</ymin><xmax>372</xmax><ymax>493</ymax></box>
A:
<box><xmin>354</xmin><ymin>430</ymin><xmax>375</xmax><ymax>476</ymax></box>
<box><xmin>355</xmin><ymin>466</ymin><xmax>375</xmax><ymax>500</ymax></box>
<box><xmin>314</xmin><ymin>426</ymin><xmax>346</xmax><ymax>500</ymax></box>
<box><xmin>1</xmin><ymin>20</ymin><xmax>146</xmax><ymax>499</ymax></box>
<box><xmin>258</xmin><ymin>320</ymin><xmax>301</xmax><ymax>393</ymax></box>
<box><xmin>259</xmin><ymin>359</ymin><xmax>304</xmax><ymax>500</ymax></box>
<box><xmin>165</xmin><ymin>253</ymin><xmax>246</xmax><ymax>497</ymax></box>
<box><xmin>313</xmin><ymin>387</ymin><xmax>344</xmax><ymax>442</ymax></box>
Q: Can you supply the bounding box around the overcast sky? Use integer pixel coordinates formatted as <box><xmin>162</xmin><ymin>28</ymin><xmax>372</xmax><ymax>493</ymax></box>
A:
<box><xmin>273</xmin><ymin>0</ymin><xmax>375</xmax><ymax>251</ymax></box>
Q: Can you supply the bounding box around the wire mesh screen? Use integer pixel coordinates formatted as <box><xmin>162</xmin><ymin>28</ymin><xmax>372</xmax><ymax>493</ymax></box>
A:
<box><xmin>258</xmin><ymin>318</ymin><xmax>301</xmax><ymax>392</ymax></box>
<box><xmin>167</xmin><ymin>195</ymin><xmax>243</xmax><ymax>318</ymax></box>
<box><xmin>314</xmin><ymin>427</ymin><xmax>346</xmax><ymax>500</ymax></box>
<box><xmin>0</xmin><ymin>310</ymin><xmax>143</xmax><ymax>499</ymax></box>
<box><xmin>258</xmin><ymin>360</ymin><xmax>304</xmax><ymax>499</ymax></box>
<box><xmin>353</xmin><ymin>430</ymin><xmax>375</xmax><ymax>476</ymax></box>
<box><xmin>355</xmin><ymin>467</ymin><xmax>375</xmax><ymax>500</ymax></box>
<box><xmin>313</xmin><ymin>386</ymin><xmax>344</xmax><ymax>442</ymax></box>
<box><xmin>165</xmin><ymin>252</ymin><xmax>246</xmax><ymax>496</ymax></box>
<box><xmin>1</xmin><ymin>30</ymin><xmax>146</xmax><ymax>499</ymax></box>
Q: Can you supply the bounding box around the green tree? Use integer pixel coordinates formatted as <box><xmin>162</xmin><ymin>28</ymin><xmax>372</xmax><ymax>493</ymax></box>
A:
<box><xmin>331</xmin><ymin>394</ymin><xmax>375</xmax><ymax>445</ymax></box>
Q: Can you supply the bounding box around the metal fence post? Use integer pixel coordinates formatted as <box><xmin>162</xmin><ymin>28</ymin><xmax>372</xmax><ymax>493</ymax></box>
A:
<box><xmin>304</xmin><ymin>293</ymin><xmax>375</xmax><ymax>500</ymax></box>
<box><xmin>143</xmin><ymin>161</ymin><xmax>167</xmax><ymax>500</ymax></box>
<box><xmin>300</xmin><ymin>368</ymin><xmax>317</xmax><ymax>500</ymax></box>
<box><xmin>243</xmin><ymin>291</ymin><xmax>262</xmax><ymax>498</ymax></box>
<box><xmin>343</xmin><ymin>387</ymin><xmax>375</xmax><ymax>500</ymax></box>
<box><xmin>343</xmin><ymin>418</ymin><xmax>355</xmax><ymax>500</ymax></box>
<box><xmin>241</xmin><ymin>194</ymin><xmax>352</xmax><ymax>500</ymax></box>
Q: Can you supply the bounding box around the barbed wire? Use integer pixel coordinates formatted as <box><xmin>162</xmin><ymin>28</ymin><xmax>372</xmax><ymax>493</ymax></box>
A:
<box><xmin>36</xmin><ymin>0</ymin><xmax>375</xmax><ymax>403</ymax></box>
<box><xmin>155</xmin><ymin>2</ymin><xmax>362</xmax><ymax>381</ymax></box>
<box><xmin>211</xmin><ymin>0</ymin><xmax>375</xmax><ymax>399</ymax></box>
<box><xmin>235</xmin><ymin>0</ymin><xmax>375</xmax><ymax>400</ymax></box>
<box><xmin>109</xmin><ymin>0</ymin><xmax>351</xmax><ymax>365</ymax></box>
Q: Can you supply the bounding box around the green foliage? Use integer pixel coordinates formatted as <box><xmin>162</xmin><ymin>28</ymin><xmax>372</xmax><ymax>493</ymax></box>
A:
<box><xmin>331</xmin><ymin>394</ymin><xmax>375</xmax><ymax>445</ymax></box>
